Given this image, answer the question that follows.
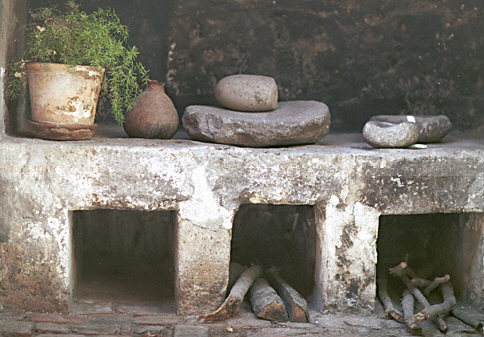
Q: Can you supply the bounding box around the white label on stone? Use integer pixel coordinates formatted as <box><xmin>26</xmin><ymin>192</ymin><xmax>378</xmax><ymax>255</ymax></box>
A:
<box><xmin>407</xmin><ymin>115</ymin><xmax>416</xmax><ymax>123</ymax></box>
<box><xmin>409</xmin><ymin>144</ymin><xmax>428</xmax><ymax>149</ymax></box>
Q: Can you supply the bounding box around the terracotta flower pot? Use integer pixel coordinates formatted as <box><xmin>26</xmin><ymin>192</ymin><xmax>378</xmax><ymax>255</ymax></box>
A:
<box><xmin>26</xmin><ymin>62</ymin><xmax>104</xmax><ymax>140</ymax></box>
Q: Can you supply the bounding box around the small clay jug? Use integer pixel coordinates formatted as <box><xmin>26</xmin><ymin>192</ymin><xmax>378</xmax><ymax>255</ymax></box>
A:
<box><xmin>123</xmin><ymin>81</ymin><xmax>179</xmax><ymax>139</ymax></box>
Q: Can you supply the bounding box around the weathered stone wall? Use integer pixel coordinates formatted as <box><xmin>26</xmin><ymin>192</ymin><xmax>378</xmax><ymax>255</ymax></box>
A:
<box><xmin>1</xmin><ymin>0</ymin><xmax>483</xmax><ymax>316</ymax></box>
<box><xmin>0</xmin><ymin>134</ymin><xmax>483</xmax><ymax>313</ymax></box>
<box><xmin>166</xmin><ymin>0</ymin><xmax>484</xmax><ymax>132</ymax></box>
<box><xmin>0</xmin><ymin>0</ymin><xmax>27</xmax><ymax>136</ymax></box>
<box><xmin>20</xmin><ymin>0</ymin><xmax>484</xmax><ymax>133</ymax></box>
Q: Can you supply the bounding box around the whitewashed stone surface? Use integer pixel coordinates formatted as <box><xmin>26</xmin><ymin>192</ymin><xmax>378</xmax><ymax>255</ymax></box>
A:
<box><xmin>0</xmin><ymin>134</ymin><xmax>483</xmax><ymax>315</ymax></box>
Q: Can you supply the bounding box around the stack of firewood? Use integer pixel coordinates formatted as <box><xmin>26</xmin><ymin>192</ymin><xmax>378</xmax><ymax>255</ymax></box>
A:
<box><xmin>197</xmin><ymin>263</ymin><xmax>309</xmax><ymax>323</ymax></box>
<box><xmin>378</xmin><ymin>262</ymin><xmax>484</xmax><ymax>336</ymax></box>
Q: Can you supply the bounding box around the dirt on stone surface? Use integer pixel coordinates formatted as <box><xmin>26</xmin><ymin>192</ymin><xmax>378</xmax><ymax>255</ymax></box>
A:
<box><xmin>1</xmin><ymin>301</ymin><xmax>481</xmax><ymax>337</ymax></box>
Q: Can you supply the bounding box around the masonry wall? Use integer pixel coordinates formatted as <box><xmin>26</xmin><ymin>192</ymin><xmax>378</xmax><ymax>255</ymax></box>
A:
<box><xmin>1</xmin><ymin>0</ymin><xmax>484</xmax><ymax>317</ymax></box>
<box><xmin>22</xmin><ymin>0</ymin><xmax>484</xmax><ymax>133</ymax></box>
<box><xmin>0</xmin><ymin>135</ymin><xmax>483</xmax><ymax>314</ymax></box>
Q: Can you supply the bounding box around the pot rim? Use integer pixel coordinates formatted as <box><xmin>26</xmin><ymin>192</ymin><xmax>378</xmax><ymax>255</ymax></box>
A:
<box><xmin>26</xmin><ymin>61</ymin><xmax>105</xmax><ymax>75</ymax></box>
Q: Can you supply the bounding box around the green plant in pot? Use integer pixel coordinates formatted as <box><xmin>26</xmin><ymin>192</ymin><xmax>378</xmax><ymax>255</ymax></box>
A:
<box><xmin>8</xmin><ymin>1</ymin><xmax>149</xmax><ymax>140</ymax></box>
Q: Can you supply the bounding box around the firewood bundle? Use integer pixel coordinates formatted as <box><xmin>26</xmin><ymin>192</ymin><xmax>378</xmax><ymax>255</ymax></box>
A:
<box><xmin>378</xmin><ymin>261</ymin><xmax>484</xmax><ymax>336</ymax></box>
<box><xmin>197</xmin><ymin>264</ymin><xmax>309</xmax><ymax>323</ymax></box>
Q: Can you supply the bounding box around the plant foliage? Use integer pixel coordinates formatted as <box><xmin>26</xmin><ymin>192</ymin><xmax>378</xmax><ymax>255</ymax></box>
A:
<box><xmin>8</xmin><ymin>1</ymin><xmax>149</xmax><ymax>124</ymax></box>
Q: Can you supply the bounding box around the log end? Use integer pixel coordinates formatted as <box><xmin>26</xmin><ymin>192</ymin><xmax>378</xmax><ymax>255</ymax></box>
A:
<box><xmin>388</xmin><ymin>309</ymin><xmax>405</xmax><ymax>323</ymax></box>
<box><xmin>290</xmin><ymin>306</ymin><xmax>310</xmax><ymax>323</ymax></box>
<box><xmin>257</xmin><ymin>303</ymin><xmax>289</xmax><ymax>322</ymax></box>
<box><xmin>413</xmin><ymin>311</ymin><xmax>429</xmax><ymax>323</ymax></box>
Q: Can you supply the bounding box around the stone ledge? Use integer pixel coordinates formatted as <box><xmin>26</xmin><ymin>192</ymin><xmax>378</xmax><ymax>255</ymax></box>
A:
<box><xmin>0</xmin><ymin>132</ymin><xmax>483</xmax><ymax>314</ymax></box>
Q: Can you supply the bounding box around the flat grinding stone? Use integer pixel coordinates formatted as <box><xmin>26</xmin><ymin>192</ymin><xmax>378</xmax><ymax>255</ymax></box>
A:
<box><xmin>370</xmin><ymin>115</ymin><xmax>452</xmax><ymax>143</ymax></box>
<box><xmin>214</xmin><ymin>74</ymin><xmax>278</xmax><ymax>112</ymax></box>
<box><xmin>182</xmin><ymin>101</ymin><xmax>331</xmax><ymax>147</ymax></box>
<box><xmin>363</xmin><ymin>120</ymin><xmax>420</xmax><ymax>148</ymax></box>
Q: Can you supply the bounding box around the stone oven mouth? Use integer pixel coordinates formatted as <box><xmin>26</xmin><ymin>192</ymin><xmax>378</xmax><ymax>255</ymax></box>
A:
<box><xmin>376</xmin><ymin>213</ymin><xmax>484</xmax><ymax>331</ymax></box>
<box><xmin>72</xmin><ymin>209</ymin><xmax>176</xmax><ymax>312</ymax></box>
<box><xmin>71</xmin><ymin>204</ymin><xmax>318</xmax><ymax>315</ymax></box>
<box><xmin>230</xmin><ymin>204</ymin><xmax>317</xmax><ymax>304</ymax></box>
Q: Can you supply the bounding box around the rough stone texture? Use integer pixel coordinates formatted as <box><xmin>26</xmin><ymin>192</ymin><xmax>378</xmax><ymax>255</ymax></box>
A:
<box><xmin>1</xmin><ymin>0</ymin><xmax>484</xmax><ymax>322</ymax></box>
<box><xmin>164</xmin><ymin>0</ymin><xmax>484</xmax><ymax>133</ymax></box>
<box><xmin>370</xmin><ymin>115</ymin><xmax>453</xmax><ymax>143</ymax></box>
<box><xmin>0</xmin><ymin>133</ymin><xmax>483</xmax><ymax>315</ymax></box>
<box><xmin>174</xmin><ymin>325</ymin><xmax>209</xmax><ymax>337</ymax></box>
<box><xmin>6</xmin><ymin>305</ymin><xmax>464</xmax><ymax>337</ymax></box>
<box><xmin>0</xmin><ymin>222</ymin><xmax>69</xmax><ymax>312</ymax></box>
<box><xmin>1</xmin><ymin>0</ymin><xmax>28</xmax><ymax>136</ymax></box>
<box><xmin>4</xmin><ymin>1</ymin><xmax>483</xmax><ymax>135</ymax></box>
<box><xmin>182</xmin><ymin>101</ymin><xmax>331</xmax><ymax>147</ymax></box>
<box><xmin>214</xmin><ymin>74</ymin><xmax>278</xmax><ymax>112</ymax></box>
<box><xmin>175</xmin><ymin>220</ymin><xmax>231</xmax><ymax>315</ymax></box>
<box><xmin>362</xmin><ymin>120</ymin><xmax>420</xmax><ymax>148</ymax></box>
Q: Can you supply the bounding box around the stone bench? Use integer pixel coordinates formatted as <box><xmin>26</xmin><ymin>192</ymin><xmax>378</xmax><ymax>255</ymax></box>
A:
<box><xmin>0</xmin><ymin>133</ymin><xmax>483</xmax><ymax>315</ymax></box>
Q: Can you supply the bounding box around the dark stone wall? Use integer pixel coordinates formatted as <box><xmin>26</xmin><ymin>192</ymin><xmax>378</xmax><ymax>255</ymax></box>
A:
<box><xmin>28</xmin><ymin>0</ymin><xmax>484</xmax><ymax>132</ymax></box>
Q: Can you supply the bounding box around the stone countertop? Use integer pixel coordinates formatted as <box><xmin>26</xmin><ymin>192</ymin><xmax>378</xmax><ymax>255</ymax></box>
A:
<box><xmin>0</xmin><ymin>131</ymin><xmax>482</xmax><ymax>215</ymax></box>
<box><xmin>1</xmin><ymin>130</ymin><xmax>483</xmax><ymax>157</ymax></box>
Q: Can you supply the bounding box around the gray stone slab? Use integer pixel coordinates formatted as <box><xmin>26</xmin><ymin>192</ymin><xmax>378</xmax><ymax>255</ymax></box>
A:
<box><xmin>0</xmin><ymin>320</ymin><xmax>33</xmax><ymax>336</ymax></box>
<box><xmin>369</xmin><ymin>115</ymin><xmax>452</xmax><ymax>143</ymax></box>
<box><xmin>174</xmin><ymin>324</ymin><xmax>209</xmax><ymax>337</ymax></box>
<box><xmin>182</xmin><ymin>100</ymin><xmax>331</xmax><ymax>147</ymax></box>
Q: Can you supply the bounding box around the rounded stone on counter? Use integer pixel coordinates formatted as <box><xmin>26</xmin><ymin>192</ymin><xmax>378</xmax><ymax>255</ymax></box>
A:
<box><xmin>214</xmin><ymin>74</ymin><xmax>278</xmax><ymax>112</ymax></box>
<box><xmin>182</xmin><ymin>101</ymin><xmax>330</xmax><ymax>147</ymax></box>
<box><xmin>369</xmin><ymin>115</ymin><xmax>452</xmax><ymax>143</ymax></box>
<box><xmin>362</xmin><ymin>120</ymin><xmax>420</xmax><ymax>148</ymax></box>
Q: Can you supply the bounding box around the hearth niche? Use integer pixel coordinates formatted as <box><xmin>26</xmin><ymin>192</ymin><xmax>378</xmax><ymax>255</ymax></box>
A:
<box><xmin>377</xmin><ymin>213</ymin><xmax>484</xmax><ymax>308</ymax></box>
<box><xmin>230</xmin><ymin>204</ymin><xmax>317</xmax><ymax>300</ymax></box>
<box><xmin>72</xmin><ymin>209</ymin><xmax>176</xmax><ymax>311</ymax></box>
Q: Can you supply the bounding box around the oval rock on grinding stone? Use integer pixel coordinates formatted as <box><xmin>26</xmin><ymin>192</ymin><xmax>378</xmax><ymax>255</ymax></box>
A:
<box><xmin>363</xmin><ymin>120</ymin><xmax>420</xmax><ymax>148</ymax></box>
<box><xmin>182</xmin><ymin>101</ymin><xmax>330</xmax><ymax>147</ymax></box>
<box><xmin>214</xmin><ymin>74</ymin><xmax>278</xmax><ymax>112</ymax></box>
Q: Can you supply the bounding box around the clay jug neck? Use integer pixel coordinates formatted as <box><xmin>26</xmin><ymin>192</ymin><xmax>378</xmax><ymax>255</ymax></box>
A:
<box><xmin>146</xmin><ymin>80</ymin><xmax>165</xmax><ymax>91</ymax></box>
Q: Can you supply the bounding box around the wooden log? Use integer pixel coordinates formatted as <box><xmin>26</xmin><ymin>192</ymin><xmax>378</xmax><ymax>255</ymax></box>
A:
<box><xmin>452</xmin><ymin>306</ymin><xmax>484</xmax><ymax>332</ymax></box>
<box><xmin>420</xmin><ymin>320</ymin><xmax>445</xmax><ymax>337</ymax></box>
<box><xmin>434</xmin><ymin>316</ymin><xmax>448</xmax><ymax>333</ymax></box>
<box><xmin>249</xmin><ymin>278</ymin><xmax>288</xmax><ymax>322</ymax></box>
<box><xmin>424</xmin><ymin>275</ymin><xmax>451</xmax><ymax>295</ymax></box>
<box><xmin>414</xmin><ymin>282</ymin><xmax>456</xmax><ymax>324</ymax></box>
<box><xmin>389</xmin><ymin>261</ymin><xmax>418</xmax><ymax>279</ymax></box>
<box><xmin>402</xmin><ymin>275</ymin><xmax>430</xmax><ymax>308</ymax></box>
<box><xmin>411</xmin><ymin>278</ymin><xmax>433</xmax><ymax>288</ymax></box>
<box><xmin>401</xmin><ymin>289</ymin><xmax>420</xmax><ymax>333</ymax></box>
<box><xmin>377</xmin><ymin>275</ymin><xmax>404</xmax><ymax>322</ymax></box>
<box><xmin>197</xmin><ymin>265</ymin><xmax>263</xmax><ymax>322</ymax></box>
<box><xmin>227</xmin><ymin>262</ymin><xmax>246</xmax><ymax>294</ymax></box>
<box><xmin>412</xmin><ymin>275</ymin><xmax>451</xmax><ymax>295</ymax></box>
<box><xmin>389</xmin><ymin>262</ymin><xmax>408</xmax><ymax>276</ymax></box>
<box><xmin>401</xmin><ymin>274</ymin><xmax>447</xmax><ymax>332</ymax></box>
<box><xmin>267</xmin><ymin>269</ymin><xmax>309</xmax><ymax>323</ymax></box>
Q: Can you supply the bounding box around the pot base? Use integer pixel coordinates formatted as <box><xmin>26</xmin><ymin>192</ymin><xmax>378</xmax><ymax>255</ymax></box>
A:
<box><xmin>29</xmin><ymin>120</ymin><xmax>97</xmax><ymax>141</ymax></box>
